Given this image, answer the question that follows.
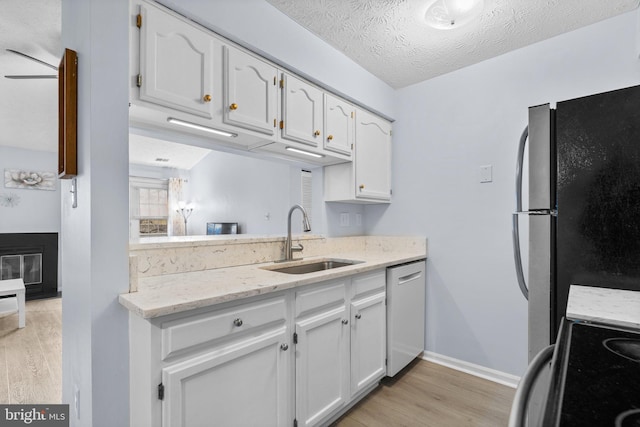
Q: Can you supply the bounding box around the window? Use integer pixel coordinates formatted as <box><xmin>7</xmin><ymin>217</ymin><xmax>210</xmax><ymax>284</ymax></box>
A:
<box><xmin>130</xmin><ymin>178</ymin><xmax>169</xmax><ymax>238</ymax></box>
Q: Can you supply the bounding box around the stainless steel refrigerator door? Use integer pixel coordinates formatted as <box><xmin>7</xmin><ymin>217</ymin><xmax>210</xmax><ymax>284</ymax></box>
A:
<box><xmin>527</xmin><ymin>103</ymin><xmax>553</xmax><ymax>362</ymax></box>
<box><xmin>528</xmin><ymin>104</ymin><xmax>552</xmax><ymax>211</ymax></box>
<box><xmin>529</xmin><ymin>214</ymin><xmax>551</xmax><ymax>362</ymax></box>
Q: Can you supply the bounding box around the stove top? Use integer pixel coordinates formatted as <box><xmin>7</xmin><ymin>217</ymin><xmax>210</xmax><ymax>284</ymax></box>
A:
<box><xmin>546</xmin><ymin>321</ymin><xmax>640</xmax><ymax>426</ymax></box>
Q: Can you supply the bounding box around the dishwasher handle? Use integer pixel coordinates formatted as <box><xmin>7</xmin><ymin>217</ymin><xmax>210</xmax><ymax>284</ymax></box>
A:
<box><xmin>398</xmin><ymin>271</ymin><xmax>423</xmax><ymax>285</ymax></box>
<box><xmin>508</xmin><ymin>344</ymin><xmax>555</xmax><ymax>427</ymax></box>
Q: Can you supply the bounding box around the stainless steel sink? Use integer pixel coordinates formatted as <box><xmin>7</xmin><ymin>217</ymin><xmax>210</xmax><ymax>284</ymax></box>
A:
<box><xmin>264</xmin><ymin>259</ymin><xmax>361</xmax><ymax>274</ymax></box>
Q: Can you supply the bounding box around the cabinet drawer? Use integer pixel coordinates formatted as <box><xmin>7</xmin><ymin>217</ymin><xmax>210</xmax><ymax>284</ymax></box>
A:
<box><xmin>161</xmin><ymin>296</ymin><xmax>287</xmax><ymax>360</ymax></box>
<box><xmin>295</xmin><ymin>280</ymin><xmax>347</xmax><ymax>319</ymax></box>
<box><xmin>352</xmin><ymin>270</ymin><xmax>386</xmax><ymax>300</ymax></box>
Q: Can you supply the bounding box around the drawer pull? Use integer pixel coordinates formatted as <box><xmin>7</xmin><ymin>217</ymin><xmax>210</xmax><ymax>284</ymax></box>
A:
<box><xmin>233</xmin><ymin>318</ymin><xmax>243</xmax><ymax>327</ymax></box>
<box><xmin>355</xmin><ymin>314</ymin><xmax>362</xmax><ymax>320</ymax></box>
<box><xmin>342</xmin><ymin>319</ymin><xmax>349</xmax><ymax>325</ymax></box>
<box><xmin>280</xmin><ymin>343</ymin><xmax>289</xmax><ymax>351</ymax></box>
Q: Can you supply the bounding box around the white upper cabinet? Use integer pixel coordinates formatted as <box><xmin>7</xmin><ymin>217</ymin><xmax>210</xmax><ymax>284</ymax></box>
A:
<box><xmin>355</xmin><ymin>108</ymin><xmax>392</xmax><ymax>201</ymax></box>
<box><xmin>281</xmin><ymin>73</ymin><xmax>324</xmax><ymax>147</ymax></box>
<box><xmin>324</xmin><ymin>107</ymin><xmax>392</xmax><ymax>203</ymax></box>
<box><xmin>324</xmin><ymin>94</ymin><xmax>354</xmax><ymax>157</ymax></box>
<box><xmin>138</xmin><ymin>2</ymin><xmax>214</xmax><ymax>118</ymax></box>
<box><xmin>223</xmin><ymin>46</ymin><xmax>278</xmax><ymax>136</ymax></box>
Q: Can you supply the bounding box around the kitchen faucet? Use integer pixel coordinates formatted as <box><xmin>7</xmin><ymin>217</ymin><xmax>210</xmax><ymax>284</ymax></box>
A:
<box><xmin>284</xmin><ymin>204</ymin><xmax>311</xmax><ymax>261</ymax></box>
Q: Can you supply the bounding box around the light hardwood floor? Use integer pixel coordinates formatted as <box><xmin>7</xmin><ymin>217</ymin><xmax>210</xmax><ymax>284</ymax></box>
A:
<box><xmin>0</xmin><ymin>299</ymin><xmax>515</xmax><ymax>426</ymax></box>
<box><xmin>0</xmin><ymin>297</ymin><xmax>61</xmax><ymax>404</ymax></box>
<box><xmin>333</xmin><ymin>359</ymin><xmax>515</xmax><ymax>427</ymax></box>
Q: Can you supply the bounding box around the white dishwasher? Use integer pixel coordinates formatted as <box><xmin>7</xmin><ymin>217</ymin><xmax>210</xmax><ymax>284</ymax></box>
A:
<box><xmin>386</xmin><ymin>260</ymin><xmax>426</xmax><ymax>376</ymax></box>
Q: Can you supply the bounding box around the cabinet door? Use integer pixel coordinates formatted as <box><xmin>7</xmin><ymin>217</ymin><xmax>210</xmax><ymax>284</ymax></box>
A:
<box><xmin>324</xmin><ymin>94</ymin><xmax>353</xmax><ymax>156</ymax></box>
<box><xmin>162</xmin><ymin>327</ymin><xmax>290</xmax><ymax>427</ymax></box>
<box><xmin>350</xmin><ymin>292</ymin><xmax>386</xmax><ymax>397</ymax></box>
<box><xmin>282</xmin><ymin>73</ymin><xmax>324</xmax><ymax>147</ymax></box>
<box><xmin>355</xmin><ymin>109</ymin><xmax>392</xmax><ymax>201</ymax></box>
<box><xmin>223</xmin><ymin>46</ymin><xmax>278</xmax><ymax>136</ymax></box>
<box><xmin>139</xmin><ymin>3</ymin><xmax>214</xmax><ymax>118</ymax></box>
<box><xmin>295</xmin><ymin>306</ymin><xmax>350</xmax><ymax>427</ymax></box>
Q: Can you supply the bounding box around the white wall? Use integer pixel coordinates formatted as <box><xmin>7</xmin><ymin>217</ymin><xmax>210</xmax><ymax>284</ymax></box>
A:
<box><xmin>0</xmin><ymin>147</ymin><xmax>60</xmax><ymax>233</ymax></box>
<box><xmin>187</xmin><ymin>150</ymin><xmax>299</xmax><ymax>235</ymax></box>
<box><xmin>366</xmin><ymin>10</ymin><xmax>640</xmax><ymax>376</ymax></box>
<box><xmin>61</xmin><ymin>0</ymin><xmax>130</xmax><ymax>426</ymax></box>
<box><xmin>181</xmin><ymin>149</ymin><xmax>366</xmax><ymax>237</ymax></box>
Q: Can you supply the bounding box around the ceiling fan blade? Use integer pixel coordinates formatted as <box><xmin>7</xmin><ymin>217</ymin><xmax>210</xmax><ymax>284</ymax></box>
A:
<box><xmin>6</xmin><ymin>49</ymin><xmax>58</xmax><ymax>71</ymax></box>
<box><xmin>4</xmin><ymin>75</ymin><xmax>57</xmax><ymax>79</ymax></box>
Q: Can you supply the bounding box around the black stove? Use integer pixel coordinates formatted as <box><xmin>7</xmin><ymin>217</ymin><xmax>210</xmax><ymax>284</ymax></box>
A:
<box><xmin>544</xmin><ymin>320</ymin><xmax>640</xmax><ymax>426</ymax></box>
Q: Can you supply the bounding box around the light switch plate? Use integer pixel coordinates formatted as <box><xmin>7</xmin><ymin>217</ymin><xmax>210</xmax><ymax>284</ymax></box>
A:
<box><xmin>480</xmin><ymin>165</ymin><xmax>493</xmax><ymax>183</ymax></box>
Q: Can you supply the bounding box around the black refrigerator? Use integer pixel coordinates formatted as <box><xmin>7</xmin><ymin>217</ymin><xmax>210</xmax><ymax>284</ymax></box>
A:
<box><xmin>512</xmin><ymin>84</ymin><xmax>640</xmax><ymax>361</ymax></box>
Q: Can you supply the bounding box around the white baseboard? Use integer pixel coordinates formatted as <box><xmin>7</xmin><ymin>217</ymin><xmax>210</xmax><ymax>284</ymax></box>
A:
<box><xmin>423</xmin><ymin>351</ymin><xmax>520</xmax><ymax>388</ymax></box>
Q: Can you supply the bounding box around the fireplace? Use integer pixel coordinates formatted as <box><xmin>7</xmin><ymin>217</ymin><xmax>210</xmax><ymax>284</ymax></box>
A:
<box><xmin>0</xmin><ymin>233</ymin><xmax>58</xmax><ymax>300</ymax></box>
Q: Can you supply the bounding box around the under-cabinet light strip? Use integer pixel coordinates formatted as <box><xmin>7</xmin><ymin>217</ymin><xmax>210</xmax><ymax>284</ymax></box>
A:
<box><xmin>167</xmin><ymin>117</ymin><xmax>237</xmax><ymax>138</ymax></box>
<box><xmin>285</xmin><ymin>146</ymin><xmax>324</xmax><ymax>158</ymax></box>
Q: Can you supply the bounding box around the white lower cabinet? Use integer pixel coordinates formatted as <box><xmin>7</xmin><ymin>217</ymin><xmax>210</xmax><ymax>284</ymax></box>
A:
<box><xmin>350</xmin><ymin>292</ymin><xmax>386</xmax><ymax>397</ymax></box>
<box><xmin>294</xmin><ymin>281</ymin><xmax>350</xmax><ymax>427</ymax></box>
<box><xmin>130</xmin><ymin>270</ymin><xmax>387</xmax><ymax>427</ymax></box>
<box><xmin>162</xmin><ymin>327</ymin><xmax>289</xmax><ymax>427</ymax></box>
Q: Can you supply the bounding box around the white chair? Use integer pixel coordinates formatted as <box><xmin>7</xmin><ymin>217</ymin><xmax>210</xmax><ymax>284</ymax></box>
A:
<box><xmin>0</xmin><ymin>278</ymin><xmax>25</xmax><ymax>328</ymax></box>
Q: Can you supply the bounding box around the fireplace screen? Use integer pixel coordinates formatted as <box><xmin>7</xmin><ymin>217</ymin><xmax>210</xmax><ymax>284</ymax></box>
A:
<box><xmin>0</xmin><ymin>254</ymin><xmax>43</xmax><ymax>285</ymax></box>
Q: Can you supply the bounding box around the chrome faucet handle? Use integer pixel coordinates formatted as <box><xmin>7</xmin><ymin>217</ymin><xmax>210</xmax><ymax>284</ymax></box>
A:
<box><xmin>292</xmin><ymin>243</ymin><xmax>304</xmax><ymax>253</ymax></box>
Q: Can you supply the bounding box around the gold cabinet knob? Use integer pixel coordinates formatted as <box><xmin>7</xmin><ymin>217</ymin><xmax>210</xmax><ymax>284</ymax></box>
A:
<box><xmin>314</xmin><ymin>130</ymin><xmax>320</xmax><ymax>136</ymax></box>
<box><xmin>327</xmin><ymin>135</ymin><xmax>334</xmax><ymax>141</ymax></box>
<box><xmin>359</xmin><ymin>184</ymin><xmax>365</xmax><ymax>190</ymax></box>
<box><xmin>230</xmin><ymin>103</ymin><xmax>238</xmax><ymax>110</ymax></box>
<box><xmin>203</xmin><ymin>94</ymin><xmax>212</xmax><ymax>103</ymax></box>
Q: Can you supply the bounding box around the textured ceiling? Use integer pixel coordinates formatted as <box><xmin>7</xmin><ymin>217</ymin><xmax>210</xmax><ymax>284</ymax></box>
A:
<box><xmin>265</xmin><ymin>0</ymin><xmax>640</xmax><ymax>88</ymax></box>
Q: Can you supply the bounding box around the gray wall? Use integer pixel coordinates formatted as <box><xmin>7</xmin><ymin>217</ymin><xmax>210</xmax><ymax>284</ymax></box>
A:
<box><xmin>366</xmin><ymin>9</ymin><xmax>640</xmax><ymax>376</ymax></box>
<box><xmin>181</xmin><ymin>150</ymin><xmax>366</xmax><ymax>237</ymax></box>
<box><xmin>61</xmin><ymin>0</ymin><xmax>130</xmax><ymax>425</ymax></box>
<box><xmin>0</xmin><ymin>146</ymin><xmax>60</xmax><ymax>233</ymax></box>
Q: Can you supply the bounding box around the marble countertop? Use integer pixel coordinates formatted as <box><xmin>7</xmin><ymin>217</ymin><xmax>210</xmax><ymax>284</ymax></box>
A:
<box><xmin>566</xmin><ymin>285</ymin><xmax>640</xmax><ymax>330</ymax></box>
<box><xmin>119</xmin><ymin>250</ymin><xmax>426</xmax><ymax>319</ymax></box>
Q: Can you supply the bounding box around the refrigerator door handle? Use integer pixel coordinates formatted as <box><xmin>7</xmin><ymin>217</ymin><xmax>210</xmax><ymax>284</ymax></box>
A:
<box><xmin>513</xmin><ymin>126</ymin><xmax>529</xmax><ymax>300</ymax></box>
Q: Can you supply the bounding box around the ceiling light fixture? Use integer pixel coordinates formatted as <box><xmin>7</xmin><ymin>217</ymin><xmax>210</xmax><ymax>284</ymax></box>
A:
<box><xmin>285</xmin><ymin>147</ymin><xmax>324</xmax><ymax>159</ymax></box>
<box><xmin>425</xmin><ymin>0</ymin><xmax>484</xmax><ymax>30</ymax></box>
<box><xmin>167</xmin><ymin>117</ymin><xmax>237</xmax><ymax>138</ymax></box>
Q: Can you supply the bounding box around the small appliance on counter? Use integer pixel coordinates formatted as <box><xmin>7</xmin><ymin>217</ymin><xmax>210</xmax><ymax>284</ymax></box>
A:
<box><xmin>206</xmin><ymin>222</ymin><xmax>239</xmax><ymax>235</ymax></box>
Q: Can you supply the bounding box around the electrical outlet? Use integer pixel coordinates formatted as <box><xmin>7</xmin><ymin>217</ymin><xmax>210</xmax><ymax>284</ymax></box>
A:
<box><xmin>340</xmin><ymin>212</ymin><xmax>350</xmax><ymax>227</ymax></box>
<box><xmin>355</xmin><ymin>213</ymin><xmax>362</xmax><ymax>227</ymax></box>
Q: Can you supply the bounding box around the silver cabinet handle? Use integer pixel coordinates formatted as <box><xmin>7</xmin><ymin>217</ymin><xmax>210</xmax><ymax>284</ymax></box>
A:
<box><xmin>512</xmin><ymin>126</ymin><xmax>529</xmax><ymax>300</ymax></box>
<box><xmin>280</xmin><ymin>343</ymin><xmax>289</xmax><ymax>351</ymax></box>
<box><xmin>355</xmin><ymin>314</ymin><xmax>362</xmax><ymax>319</ymax></box>
<box><xmin>508</xmin><ymin>344</ymin><xmax>554</xmax><ymax>427</ymax></box>
<box><xmin>342</xmin><ymin>319</ymin><xmax>348</xmax><ymax>325</ymax></box>
<box><xmin>233</xmin><ymin>318</ymin><xmax>243</xmax><ymax>327</ymax></box>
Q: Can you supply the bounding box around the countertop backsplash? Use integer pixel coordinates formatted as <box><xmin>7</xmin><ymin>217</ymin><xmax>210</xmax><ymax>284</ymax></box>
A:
<box><xmin>128</xmin><ymin>234</ymin><xmax>427</xmax><ymax>291</ymax></box>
